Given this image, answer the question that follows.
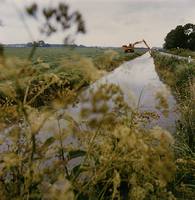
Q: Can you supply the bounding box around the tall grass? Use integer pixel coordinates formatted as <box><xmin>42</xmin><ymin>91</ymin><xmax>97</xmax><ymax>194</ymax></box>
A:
<box><xmin>0</xmin><ymin>47</ymin><xmax>178</xmax><ymax>199</ymax></box>
<box><xmin>154</xmin><ymin>51</ymin><xmax>195</xmax><ymax>198</ymax></box>
<box><xmin>4</xmin><ymin>47</ymin><xmax>146</xmax><ymax>74</ymax></box>
<box><xmin>1</xmin><ymin>48</ymin><xmax>145</xmax><ymax>108</ymax></box>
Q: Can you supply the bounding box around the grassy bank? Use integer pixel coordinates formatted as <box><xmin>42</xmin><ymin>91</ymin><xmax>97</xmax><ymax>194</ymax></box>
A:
<box><xmin>154</xmin><ymin>53</ymin><xmax>195</xmax><ymax>97</ymax></box>
<box><xmin>1</xmin><ymin>47</ymin><xmax>146</xmax><ymax>108</ymax></box>
<box><xmin>153</xmin><ymin>51</ymin><xmax>195</xmax><ymax>199</ymax></box>
<box><xmin>153</xmin><ymin>52</ymin><xmax>195</xmax><ymax>98</ymax></box>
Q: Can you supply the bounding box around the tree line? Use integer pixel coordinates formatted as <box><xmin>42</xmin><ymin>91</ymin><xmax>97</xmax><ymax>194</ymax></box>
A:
<box><xmin>27</xmin><ymin>40</ymin><xmax>51</xmax><ymax>47</ymax></box>
<box><xmin>163</xmin><ymin>23</ymin><xmax>195</xmax><ymax>51</ymax></box>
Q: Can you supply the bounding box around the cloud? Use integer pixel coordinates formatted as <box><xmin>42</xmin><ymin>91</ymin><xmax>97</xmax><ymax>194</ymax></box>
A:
<box><xmin>1</xmin><ymin>0</ymin><xmax>195</xmax><ymax>47</ymax></box>
<box><xmin>124</xmin><ymin>18</ymin><xmax>140</xmax><ymax>26</ymax></box>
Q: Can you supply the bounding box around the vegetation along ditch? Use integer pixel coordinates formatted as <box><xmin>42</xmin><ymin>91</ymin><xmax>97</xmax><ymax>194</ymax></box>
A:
<box><xmin>0</xmin><ymin>2</ymin><xmax>195</xmax><ymax>199</ymax></box>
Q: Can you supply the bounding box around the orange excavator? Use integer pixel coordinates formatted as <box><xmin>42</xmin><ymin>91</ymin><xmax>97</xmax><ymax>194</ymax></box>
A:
<box><xmin>122</xmin><ymin>39</ymin><xmax>152</xmax><ymax>56</ymax></box>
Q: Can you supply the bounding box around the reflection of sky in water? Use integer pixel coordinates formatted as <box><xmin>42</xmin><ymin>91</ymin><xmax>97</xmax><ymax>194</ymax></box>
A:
<box><xmin>68</xmin><ymin>52</ymin><xmax>179</xmax><ymax>133</ymax></box>
<box><xmin>0</xmin><ymin>52</ymin><xmax>180</xmax><ymax>168</ymax></box>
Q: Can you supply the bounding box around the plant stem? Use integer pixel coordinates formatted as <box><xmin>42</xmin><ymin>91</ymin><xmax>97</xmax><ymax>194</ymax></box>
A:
<box><xmin>56</xmin><ymin>113</ymin><xmax>70</xmax><ymax>180</ymax></box>
<box><xmin>71</xmin><ymin>124</ymin><xmax>101</xmax><ymax>183</ymax></box>
<box><xmin>28</xmin><ymin>43</ymin><xmax>37</xmax><ymax>61</ymax></box>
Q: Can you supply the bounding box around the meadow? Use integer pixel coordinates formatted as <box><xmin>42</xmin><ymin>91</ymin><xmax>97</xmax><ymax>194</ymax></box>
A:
<box><xmin>4</xmin><ymin>47</ymin><xmax>146</xmax><ymax>73</ymax></box>
<box><xmin>1</xmin><ymin>47</ymin><xmax>146</xmax><ymax>108</ymax></box>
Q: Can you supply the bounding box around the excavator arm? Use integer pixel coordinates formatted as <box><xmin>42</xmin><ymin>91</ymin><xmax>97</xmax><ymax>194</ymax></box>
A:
<box><xmin>142</xmin><ymin>39</ymin><xmax>152</xmax><ymax>56</ymax></box>
<box><xmin>133</xmin><ymin>40</ymin><xmax>152</xmax><ymax>56</ymax></box>
<box><xmin>132</xmin><ymin>40</ymin><xmax>143</xmax><ymax>47</ymax></box>
<box><xmin>122</xmin><ymin>39</ymin><xmax>153</xmax><ymax>56</ymax></box>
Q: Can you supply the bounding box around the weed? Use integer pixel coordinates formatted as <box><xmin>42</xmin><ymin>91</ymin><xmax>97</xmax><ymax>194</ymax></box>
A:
<box><xmin>154</xmin><ymin>51</ymin><xmax>195</xmax><ymax>198</ymax></box>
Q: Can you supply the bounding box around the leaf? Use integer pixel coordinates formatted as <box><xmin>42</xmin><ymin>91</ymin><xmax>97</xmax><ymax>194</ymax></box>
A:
<box><xmin>63</xmin><ymin>114</ymin><xmax>79</xmax><ymax>126</ymax></box>
<box><xmin>125</xmin><ymin>109</ymin><xmax>131</xmax><ymax>119</ymax></box>
<box><xmin>72</xmin><ymin>164</ymin><xmax>82</xmax><ymax>175</ymax></box>
<box><xmin>171</xmin><ymin>145</ymin><xmax>185</xmax><ymax>152</ymax></box>
<box><xmin>40</xmin><ymin>137</ymin><xmax>56</xmax><ymax>152</ymax></box>
<box><xmin>58</xmin><ymin>148</ymin><xmax>63</xmax><ymax>156</ymax></box>
<box><xmin>70</xmin><ymin>164</ymin><xmax>88</xmax><ymax>178</ymax></box>
<box><xmin>22</xmin><ymin>157</ymin><xmax>40</xmax><ymax>164</ymax></box>
<box><xmin>68</xmin><ymin>150</ymin><xmax>87</xmax><ymax>160</ymax></box>
<box><xmin>58</xmin><ymin>148</ymin><xmax>68</xmax><ymax>156</ymax></box>
<box><xmin>185</xmin><ymin>184</ymin><xmax>195</xmax><ymax>189</ymax></box>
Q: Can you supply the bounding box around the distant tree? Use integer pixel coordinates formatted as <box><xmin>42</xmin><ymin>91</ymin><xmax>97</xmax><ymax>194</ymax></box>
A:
<box><xmin>38</xmin><ymin>40</ymin><xmax>45</xmax><ymax>47</ymax></box>
<box><xmin>163</xmin><ymin>23</ymin><xmax>195</xmax><ymax>51</ymax></box>
<box><xmin>184</xmin><ymin>23</ymin><xmax>195</xmax><ymax>51</ymax></box>
<box><xmin>27</xmin><ymin>42</ymin><xmax>33</xmax><ymax>47</ymax></box>
<box><xmin>79</xmin><ymin>44</ymin><xmax>86</xmax><ymax>48</ymax></box>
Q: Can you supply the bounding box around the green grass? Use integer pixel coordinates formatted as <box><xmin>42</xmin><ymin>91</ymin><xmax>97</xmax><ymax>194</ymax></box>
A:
<box><xmin>153</xmin><ymin>51</ymin><xmax>195</xmax><ymax>198</ymax></box>
<box><xmin>3</xmin><ymin>47</ymin><xmax>147</xmax><ymax>77</ymax></box>
<box><xmin>1</xmin><ymin>47</ymin><xmax>146</xmax><ymax>107</ymax></box>
<box><xmin>4</xmin><ymin>47</ymin><xmax>146</xmax><ymax>74</ymax></box>
<box><xmin>153</xmin><ymin>52</ymin><xmax>195</xmax><ymax>97</ymax></box>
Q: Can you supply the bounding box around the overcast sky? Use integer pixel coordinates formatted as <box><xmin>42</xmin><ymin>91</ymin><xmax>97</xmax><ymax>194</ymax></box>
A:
<box><xmin>0</xmin><ymin>0</ymin><xmax>195</xmax><ymax>47</ymax></box>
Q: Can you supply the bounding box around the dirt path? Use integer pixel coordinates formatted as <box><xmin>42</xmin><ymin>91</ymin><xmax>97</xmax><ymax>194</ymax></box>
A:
<box><xmin>159</xmin><ymin>51</ymin><xmax>195</xmax><ymax>62</ymax></box>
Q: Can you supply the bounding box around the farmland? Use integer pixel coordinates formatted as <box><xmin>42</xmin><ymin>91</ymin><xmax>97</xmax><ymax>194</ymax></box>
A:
<box><xmin>4</xmin><ymin>47</ymin><xmax>146</xmax><ymax>73</ymax></box>
<box><xmin>1</xmin><ymin>47</ymin><xmax>146</xmax><ymax>107</ymax></box>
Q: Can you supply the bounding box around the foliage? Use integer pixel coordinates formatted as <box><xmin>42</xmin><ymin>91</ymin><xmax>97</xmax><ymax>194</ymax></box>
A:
<box><xmin>153</xmin><ymin>52</ymin><xmax>195</xmax><ymax>98</ymax></box>
<box><xmin>163</xmin><ymin>23</ymin><xmax>195</xmax><ymax>51</ymax></box>
<box><xmin>154</xmin><ymin>52</ymin><xmax>195</xmax><ymax>198</ymax></box>
<box><xmin>26</xmin><ymin>2</ymin><xmax>85</xmax><ymax>44</ymax></box>
<box><xmin>0</xmin><ymin>48</ymin><xmax>177</xmax><ymax>199</ymax></box>
<box><xmin>1</xmin><ymin>47</ymin><xmax>145</xmax><ymax>108</ymax></box>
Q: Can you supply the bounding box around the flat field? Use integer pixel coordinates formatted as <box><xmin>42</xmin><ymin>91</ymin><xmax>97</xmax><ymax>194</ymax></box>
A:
<box><xmin>4</xmin><ymin>47</ymin><xmax>125</xmax><ymax>60</ymax></box>
<box><xmin>1</xmin><ymin>47</ymin><xmax>146</xmax><ymax>107</ymax></box>
<box><xmin>3</xmin><ymin>47</ymin><xmax>146</xmax><ymax>73</ymax></box>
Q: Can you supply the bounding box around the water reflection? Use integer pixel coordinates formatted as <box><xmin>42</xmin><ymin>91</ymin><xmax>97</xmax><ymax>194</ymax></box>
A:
<box><xmin>67</xmin><ymin>52</ymin><xmax>179</xmax><ymax>133</ymax></box>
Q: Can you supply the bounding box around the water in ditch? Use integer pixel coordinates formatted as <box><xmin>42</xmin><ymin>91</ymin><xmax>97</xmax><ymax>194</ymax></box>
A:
<box><xmin>62</xmin><ymin>51</ymin><xmax>179</xmax><ymax>134</ymax></box>
<box><xmin>0</xmin><ymin>52</ymin><xmax>180</xmax><ymax>161</ymax></box>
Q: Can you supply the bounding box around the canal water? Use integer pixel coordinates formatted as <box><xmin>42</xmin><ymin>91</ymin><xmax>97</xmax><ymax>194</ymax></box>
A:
<box><xmin>0</xmin><ymin>51</ymin><xmax>180</xmax><ymax>170</ymax></box>
<box><xmin>64</xmin><ymin>52</ymin><xmax>179</xmax><ymax>134</ymax></box>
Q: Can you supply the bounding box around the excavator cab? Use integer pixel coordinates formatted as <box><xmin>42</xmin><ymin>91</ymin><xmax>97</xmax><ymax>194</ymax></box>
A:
<box><xmin>122</xmin><ymin>43</ymin><xmax>134</xmax><ymax>53</ymax></box>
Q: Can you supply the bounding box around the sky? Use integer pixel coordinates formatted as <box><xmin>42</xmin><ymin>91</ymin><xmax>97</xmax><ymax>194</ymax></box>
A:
<box><xmin>0</xmin><ymin>0</ymin><xmax>195</xmax><ymax>48</ymax></box>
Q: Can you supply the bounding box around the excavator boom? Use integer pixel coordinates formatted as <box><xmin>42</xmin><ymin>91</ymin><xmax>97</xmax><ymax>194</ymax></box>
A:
<box><xmin>142</xmin><ymin>39</ymin><xmax>152</xmax><ymax>55</ymax></box>
<box><xmin>122</xmin><ymin>39</ymin><xmax>152</xmax><ymax>56</ymax></box>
